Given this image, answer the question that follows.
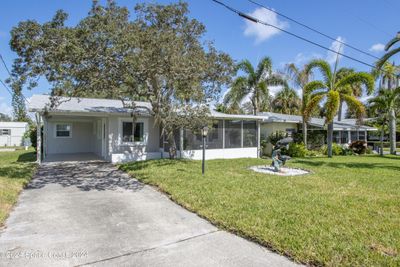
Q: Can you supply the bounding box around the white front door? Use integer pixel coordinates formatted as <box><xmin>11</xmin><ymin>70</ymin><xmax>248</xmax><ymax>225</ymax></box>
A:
<box><xmin>101</xmin><ymin>118</ymin><xmax>107</xmax><ymax>158</ymax></box>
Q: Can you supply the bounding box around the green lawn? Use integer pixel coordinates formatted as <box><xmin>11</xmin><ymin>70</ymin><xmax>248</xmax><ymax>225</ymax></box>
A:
<box><xmin>120</xmin><ymin>155</ymin><xmax>400</xmax><ymax>266</ymax></box>
<box><xmin>0</xmin><ymin>149</ymin><xmax>36</xmax><ymax>226</ymax></box>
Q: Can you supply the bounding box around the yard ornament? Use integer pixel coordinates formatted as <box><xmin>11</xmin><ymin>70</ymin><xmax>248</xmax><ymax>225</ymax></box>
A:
<box><xmin>271</xmin><ymin>137</ymin><xmax>292</xmax><ymax>172</ymax></box>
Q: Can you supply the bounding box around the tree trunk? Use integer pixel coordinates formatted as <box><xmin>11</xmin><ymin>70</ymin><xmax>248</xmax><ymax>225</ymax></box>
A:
<box><xmin>167</xmin><ymin>132</ymin><xmax>177</xmax><ymax>159</ymax></box>
<box><xmin>327</xmin><ymin>122</ymin><xmax>334</xmax><ymax>158</ymax></box>
<box><xmin>380</xmin><ymin>126</ymin><xmax>384</xmax><ymax>156</ymax></box>
<box><xmin>302</xmin><ymin>120</ymin><xmax>307</xmax><ymax>148</ymax></box>
<box><xmin>389</xmin><ymin>108</ymin><xmax>397</xmax><ymax>155</ymax></box>
<box><xmin>338</xmin><ymin>100</ymin><xmax>343</xmax><ymax>121</ymax></box>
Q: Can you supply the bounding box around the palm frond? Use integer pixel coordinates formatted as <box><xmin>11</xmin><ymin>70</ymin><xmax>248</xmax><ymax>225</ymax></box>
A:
<box><xmin>341</xmin><ymin>94</ymin><xmax>366</xmax><ymax>123</ymax></box>
<box><xmin>305</xmin><ymin>59</ymin><xmax>332</xmax><ymax>84</ymax></box>
<box><xmin>223</xmin><ymin>76</ymin><xmax>248</xmax><ymax>107</ymax></box>
<box><xmin>335</xmin><ymin>72</ymin><xmax>374</xmax><ymax>95</ymax></box>
<box><xmin>236</xmin><ymin>59</ymin><xmax>255</xmax><ymax>76</ymax></box>
<box><xmin>376</xmin><ymin>47</ymin><xmax>400</xmax><ymax>70</ymax></box>
<box><xmin>304</xmin><ymin>80</ymin><xmax>326</xmax><ymax>95</ymax></box>
<box><xmin>303</xmin><ymin>93</ymin><xmax>325</xmax><ymax>121</ymax></box>
<box><xmin>324</xmin><ymin>90</ymin><xmax>340</xmax><ymax>123</ymax></box>
<box><xmin>384</xmin><ymin>35</ymin><xmax>400</xmax><ymax>51</ymax></box>
<box><xmin>255</xmin><ymin>56</ymin><xmax>272</xmax><ymax>81</ymax></box>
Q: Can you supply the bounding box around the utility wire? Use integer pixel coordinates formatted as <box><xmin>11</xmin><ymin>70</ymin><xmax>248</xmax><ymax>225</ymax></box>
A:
<box><xmin>247</xmin><ymin>0</ymin><xmax>380</xmax><ymax>60</ymax></box>
<box><xmin>0</xmin><ymin>79</ymin><xmax>14</xmax><ymax>98</ymax></box>
<box><xmin>0</xmin><ymin>54</ymin><xmax>12</xmax><ymax>77</ymax></box>
<box><xmin>0</xmin><ymin>54</ymin><xmax>30</xmax><ymax>103</ymax></box>
<box><xmin>211</xmin><ymin>0</ymin><xmax>383</xmax><ymax>71</ymax></box>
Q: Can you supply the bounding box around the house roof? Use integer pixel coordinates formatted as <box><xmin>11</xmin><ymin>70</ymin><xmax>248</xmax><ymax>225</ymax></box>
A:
<box><xmin>28</xmin><ymin>95</ymin><xmax>262</xmax><ymax>120</ymax></box>
<box><xmin>28</xmin><ymin>95</ymin><xmax>153</xmax><ymax>116</ymax></box>
<box><xmin>0</xmin><ymin>122</ymin><xmax>29</xmax><ymax>128</ymax></box>
<box><xmin>259</xmin><ymin>112</ymin><xmax>377</xmax><ymax>131</ymax></box>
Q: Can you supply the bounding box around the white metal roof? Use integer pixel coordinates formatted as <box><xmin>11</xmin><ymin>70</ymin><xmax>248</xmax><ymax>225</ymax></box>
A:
<box><xmin>0</xmin><ymin>122</ymin><xmax>29</xmax><ymax>128</ymax></box>
<box><xmin>259</xmin><ymin>112</ymin><xmax>377</xmax><ymax>131</ymax></box>
<box><xmin>28</xmin><ymin>95</ymin><xmax>152</xmax><ymax>115</ymax></box>
<box><xmin>28</xmin><ymin>95</ymin><xmax>263</xmax><ymax>120</ymax></box>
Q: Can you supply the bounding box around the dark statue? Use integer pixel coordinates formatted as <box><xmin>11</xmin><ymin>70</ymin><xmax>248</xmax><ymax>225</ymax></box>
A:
<box><xmin>271</xmin><ymin>137</ymin><xmax>292</xmax><ymax>172</ymax></box>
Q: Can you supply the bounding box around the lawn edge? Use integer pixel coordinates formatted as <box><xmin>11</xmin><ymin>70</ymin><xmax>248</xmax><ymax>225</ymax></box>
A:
<box><xmin>0</xmin><ymin>161</ymin><xmax>38</xmax><ymax>229</ymax></box>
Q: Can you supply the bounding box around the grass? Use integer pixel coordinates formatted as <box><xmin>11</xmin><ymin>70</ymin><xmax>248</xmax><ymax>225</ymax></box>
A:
<box><xmin>120</xmin><ymin>155</ymin><xmax>400</xmax><ymax>266</ymax></box>
<box><xmin>0</xmin><ymin>149</ymin><xmax>36</xmax><ymax>226</ymax></box>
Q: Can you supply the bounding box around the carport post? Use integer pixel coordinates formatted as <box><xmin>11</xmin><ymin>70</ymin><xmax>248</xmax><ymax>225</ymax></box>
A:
<box><xmin>35</xmin><ymin>112</ymin><xmax>42</xmax><ymax>164</ymax></box>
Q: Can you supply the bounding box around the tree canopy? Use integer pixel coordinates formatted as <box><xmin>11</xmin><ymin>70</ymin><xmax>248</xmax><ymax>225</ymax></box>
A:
<box><xmin>8</xmin><ymin>0</ymin><xmax>233</xmax><ymax>157</ymax></box>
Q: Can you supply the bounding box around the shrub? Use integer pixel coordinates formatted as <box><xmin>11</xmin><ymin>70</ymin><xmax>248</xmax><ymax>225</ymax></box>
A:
<box><xmin>350</xmin><ymin>141</ymin><xmax>367</xmax><ymax>154</ymax></box>
<box><xmin>320</xmin><ymin>143</ymin><xmax>344</xmax><ymax>156</ymax></box>
<box><xmin>306</xmin><ymin>150</ymin><xmax>320</xmax><ymax>157</ymax></box>
<box><xmin>267</xmin><ymin>131</ymin><xmax>287</xmax><ymax>146</ymax></box>
<box><xmin>287</xmin><ymin>142</ymin><xmax>307</xmax><ymax>157</ymax></box>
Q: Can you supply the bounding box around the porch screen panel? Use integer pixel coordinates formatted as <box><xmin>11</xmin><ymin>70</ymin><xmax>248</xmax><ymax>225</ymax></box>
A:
<box><xmin>243</xmin><ymin>121</ymin><xmax>257</xmax><ymax>147</ymax></box>
<box><xmin>358</xmin><ymin>131</ymin><xmax>366</xmax><ymax>141</ymax></box>
<box><xmin>351</xmin><ymin>131</ymin><xmax>358</xmax><ymax>142</ymax></box>
<box><xmin>183</xmin><ymin>129</ymin><xmax>202</xmax><ymax>150</ymax></box>
<box><xmin>207</xmin><ymin>120</ymin><xmax>223</xmax><ymax>149</ymax></box>
<box><xmin>224</xmin><ymin>120</ymin><xmax>242</xmax><ymax>148</ymax></box>
<box><xmin>333</xmin><ymin>131</ymin><xmax>340</xmax><ymax>143</ymax></box>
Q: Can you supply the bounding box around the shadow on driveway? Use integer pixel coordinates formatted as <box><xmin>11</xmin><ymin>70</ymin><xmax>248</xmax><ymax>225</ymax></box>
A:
<box><xmin>26</xmin><ymin>161</ymin><xmax>144</xmax><ymax>192</ymax></box>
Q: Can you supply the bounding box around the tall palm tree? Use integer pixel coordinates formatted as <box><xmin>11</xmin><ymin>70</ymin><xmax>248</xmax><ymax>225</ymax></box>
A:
<box><xmin>304</xmin><ymin>59</ymin><xmax>374</xmax><ymax>157</ymax></box>
<box><xmin>285</xmin><ymin>63</ymin><xmax>313</xmax><ymax>147</ymax></box>
<box><xmin>369</xmin><ymin>87</ymin><xmax>400</xmax><ymax>156</ymax></box>
<box><xmin>272</xmin><ymin>86</ymin><xmax>301</xmax><ymax>115</ymax></box>
<box><xmin>335</xmin><ymin>68</ymin><xmax>362</xmax><ymax>121</ymax></box>
<box><xmin>224</xmin><ymin>57</ymin><xmax>287</xmax><ymax>115</ymax></box>
<box><xmin>375</xmin><ymin>61</ymin><xmax>400</xmax><ymax>155</ymax></box>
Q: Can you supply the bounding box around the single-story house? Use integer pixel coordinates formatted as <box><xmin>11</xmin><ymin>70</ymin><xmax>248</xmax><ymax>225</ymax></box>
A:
<box><xmin>258</xmin><ymin>112</ymin><xmax>377</xmax><ymax>154</ymax></box>
<box><xmin>28</xmin><ymin>95</ymin><xmax>262</xmax><ymax>163</ymax></box>
<box><xmin>0</xmin><ymin>121</ymin><xmax>29</xmax><ymax>147</ymax></box>
<box><xmin>28</xmin><ymin>95</ymin><xmax>377</xmax><ymax>163</ymax></box>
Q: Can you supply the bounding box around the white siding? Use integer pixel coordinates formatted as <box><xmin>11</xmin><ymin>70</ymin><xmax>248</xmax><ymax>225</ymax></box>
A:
<box><xmin>46</xmin><ymin>119</ymin><xmax>95</xmax><ymax>154</ymax></box>
<box><xmin>108</xmin><ymin>116</ymin><xmax>160</xmax><ymax>162</ymax></box>
<box><xmin>0</xmin><ymin>122</ymin><xmax>28</xmax><ymax>147</ymax></box>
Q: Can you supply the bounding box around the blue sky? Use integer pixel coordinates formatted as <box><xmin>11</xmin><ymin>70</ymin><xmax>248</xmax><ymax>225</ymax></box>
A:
<box><xmin>0</xmin><ymin>0</ymin><xmax>398</xmax><ymax>117</ymax></box>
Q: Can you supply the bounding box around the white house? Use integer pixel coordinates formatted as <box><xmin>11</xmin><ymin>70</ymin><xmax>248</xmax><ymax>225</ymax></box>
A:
<box><xmin>28</xmin><ymin>94</ymin><xmax>377</xmax><ymax>163</ymax></box>
<box><xmin>28</xmin><ymin>95</ymin><xmax>262</xmax><ymax>163</ymax></box>
<box><xmin>0</xmin><ymin>121</ymin><xmax>29</xmax><ymax>147</ymax></box>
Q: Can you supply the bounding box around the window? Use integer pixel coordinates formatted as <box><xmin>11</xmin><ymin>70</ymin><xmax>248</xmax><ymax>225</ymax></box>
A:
<box><xmin>243</xmin><ymin>121</ymin><xmax>257</xmax><ymax>147</ymax></box>
<box><xmin>285</xmin><ymin>128</ymin><xmax>296</xmax><ymax>137</ymax></box>
<box><xmin>122</xmin><ymin>122</ymin><xmax>144</xmax><ymax>143</ymax></box>
<box><xmin>0</xmin><ymin>129</ymin><xmax>11</xmax><ymax>136</ymax></box>
<box><xmin>359</xmin><ymin>131</ymin><xmax>366</xmax><ymax>141</ymax></box>
<box><xmin>55</xmin><ymin>124</ymin><xmax>71</xmax><ymax>137</ymax></box>
<box><xmin>225</xmin><ymin>120</ymin><xmax>242</xmax><ymax>148</ymax></box>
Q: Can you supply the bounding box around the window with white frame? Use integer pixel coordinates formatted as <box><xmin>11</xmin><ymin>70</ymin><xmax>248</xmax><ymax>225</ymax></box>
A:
<box><xmin>0</xmin><ymin>129</ymin><xmax>11</xmax><ymax>136</ymax></box>
<box><xmin>55</xmin><ymin>124</ymin><xmax>71</xmax><ymax>137</ymax></box>
<box><xmin>122</xmin><ymin>121</ymin><xmax>144</xmax><ymax>143</ymax></box>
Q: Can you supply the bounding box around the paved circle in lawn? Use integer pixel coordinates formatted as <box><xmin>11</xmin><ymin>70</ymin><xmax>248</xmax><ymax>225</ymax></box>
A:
<box><xmin>249</xmin><ymin>165</ymin><xmax>310</xmax><ymax>176</ymax></box>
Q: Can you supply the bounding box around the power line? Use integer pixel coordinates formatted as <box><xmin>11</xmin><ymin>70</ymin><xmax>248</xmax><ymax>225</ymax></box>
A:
<box><xmin>0</xmin><ymin>53</ymin><xmax>30</xmax><ymax>103</ymax></box>
<box><xmin>211</xmin><ymin>0</ymin><xmax>382</xmax><ymax>71</ymax></box>
<box><xmin>0</xmin><ymin>54</ymin><xmax>12</xmax><ymax>77</ymax></box>
<box><xmin>0</xmin><ymin>79</ymin><xmax>14</xmax><ymax>97</ymax></box>
<box><xmin>247</xmin><ymin>0</ymin><xmax>381</xmax><ymax>60</ymax></box>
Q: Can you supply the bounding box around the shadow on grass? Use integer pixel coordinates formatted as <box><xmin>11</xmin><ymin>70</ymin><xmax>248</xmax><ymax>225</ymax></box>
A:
<box><xmin>294</xmin><ymin>158</ymin><xmax>400</xmax><ymax>171</ymax></box>
<box><xmin>17</xmin><ymin>152</ymin><xmax>36</xmax><ymax>163</ymax></box>
<box><xmin>119</xmin><ymin>159</ymin><xmax>189</xmax><ymax>172</ymax></box>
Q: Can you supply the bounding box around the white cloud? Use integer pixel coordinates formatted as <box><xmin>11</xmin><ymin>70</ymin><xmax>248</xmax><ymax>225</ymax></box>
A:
<box><xmin>369</xmin><ymin>43</ymin><xmax>385</xmax><ymax>52</ymax></box>
<box><xmin>243</xmin><ymin>7</ymin><xmax>288</xmax><ymax>44</ymax></box>
<box><xmin>326</xmin><ymin>36</ymin><xmax>345</xmax><ymax>65</ymax></box>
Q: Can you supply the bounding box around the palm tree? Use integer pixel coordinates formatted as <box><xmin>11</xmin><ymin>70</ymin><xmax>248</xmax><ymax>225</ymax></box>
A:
<box><xmin>335</xmin><ymin>68</ymin><xmax>362</xmax><ymax>121</ymax></box>
<box><xmin>375</xmin><ymin>61</ymin><xmax>400</xmax><ymax>155</ymax></box>
<box><xmin>224</xmin><ymin>57</ymin><xmax>287</xmax><ymax>115</ymax></box>
<box><xmin>303</xmin><ymin>59</ymin><xmax>374</xmax><ymax>157</ymax></box>
<box><xmin>285</xmin><ymin>63</ymin><xmax>313</xmax><ymax>147</ymax></box>
<box><xmin>369</xmin><ymin>88</ymin><xmax>400</xmax><ymax>156</ymax></box>
<box><xmin>272</xmin><ymin>86</ymin><xmax>301</xmax><ymax>115</ymax></box>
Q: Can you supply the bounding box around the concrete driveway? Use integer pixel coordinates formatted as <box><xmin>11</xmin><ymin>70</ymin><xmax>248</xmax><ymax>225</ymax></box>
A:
<box><xmin>0</xmin><ymin>161</ymin><xmax>299</xmax><ymax>267</ymax></box>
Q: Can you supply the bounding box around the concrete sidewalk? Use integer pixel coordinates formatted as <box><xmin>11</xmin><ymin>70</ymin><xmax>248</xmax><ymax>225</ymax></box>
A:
<box><xmin>0</xmin><ymin>161</ymin><xmax>299</xmax><ymax>267</ymax></box>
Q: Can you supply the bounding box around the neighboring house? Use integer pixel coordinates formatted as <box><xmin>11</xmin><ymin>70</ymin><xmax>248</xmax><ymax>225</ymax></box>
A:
<box><xmin>28</xmin><ymin>95</ymin><xmax>377</xmax><ymax>163</ymax></box>
<box><xmin>0</xmin><ymin>121</ymin><xmax>29</xmax><ymax>147</ymax></box>
<box><xmin>259</xmin><ymin>112</ymin><xmax>377</xmax><ymax>154</ymax></box>
<box><xmin>28</xmin><ymin>95</ymin><xmax>262</xmax><ymax>163</ymax></box>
